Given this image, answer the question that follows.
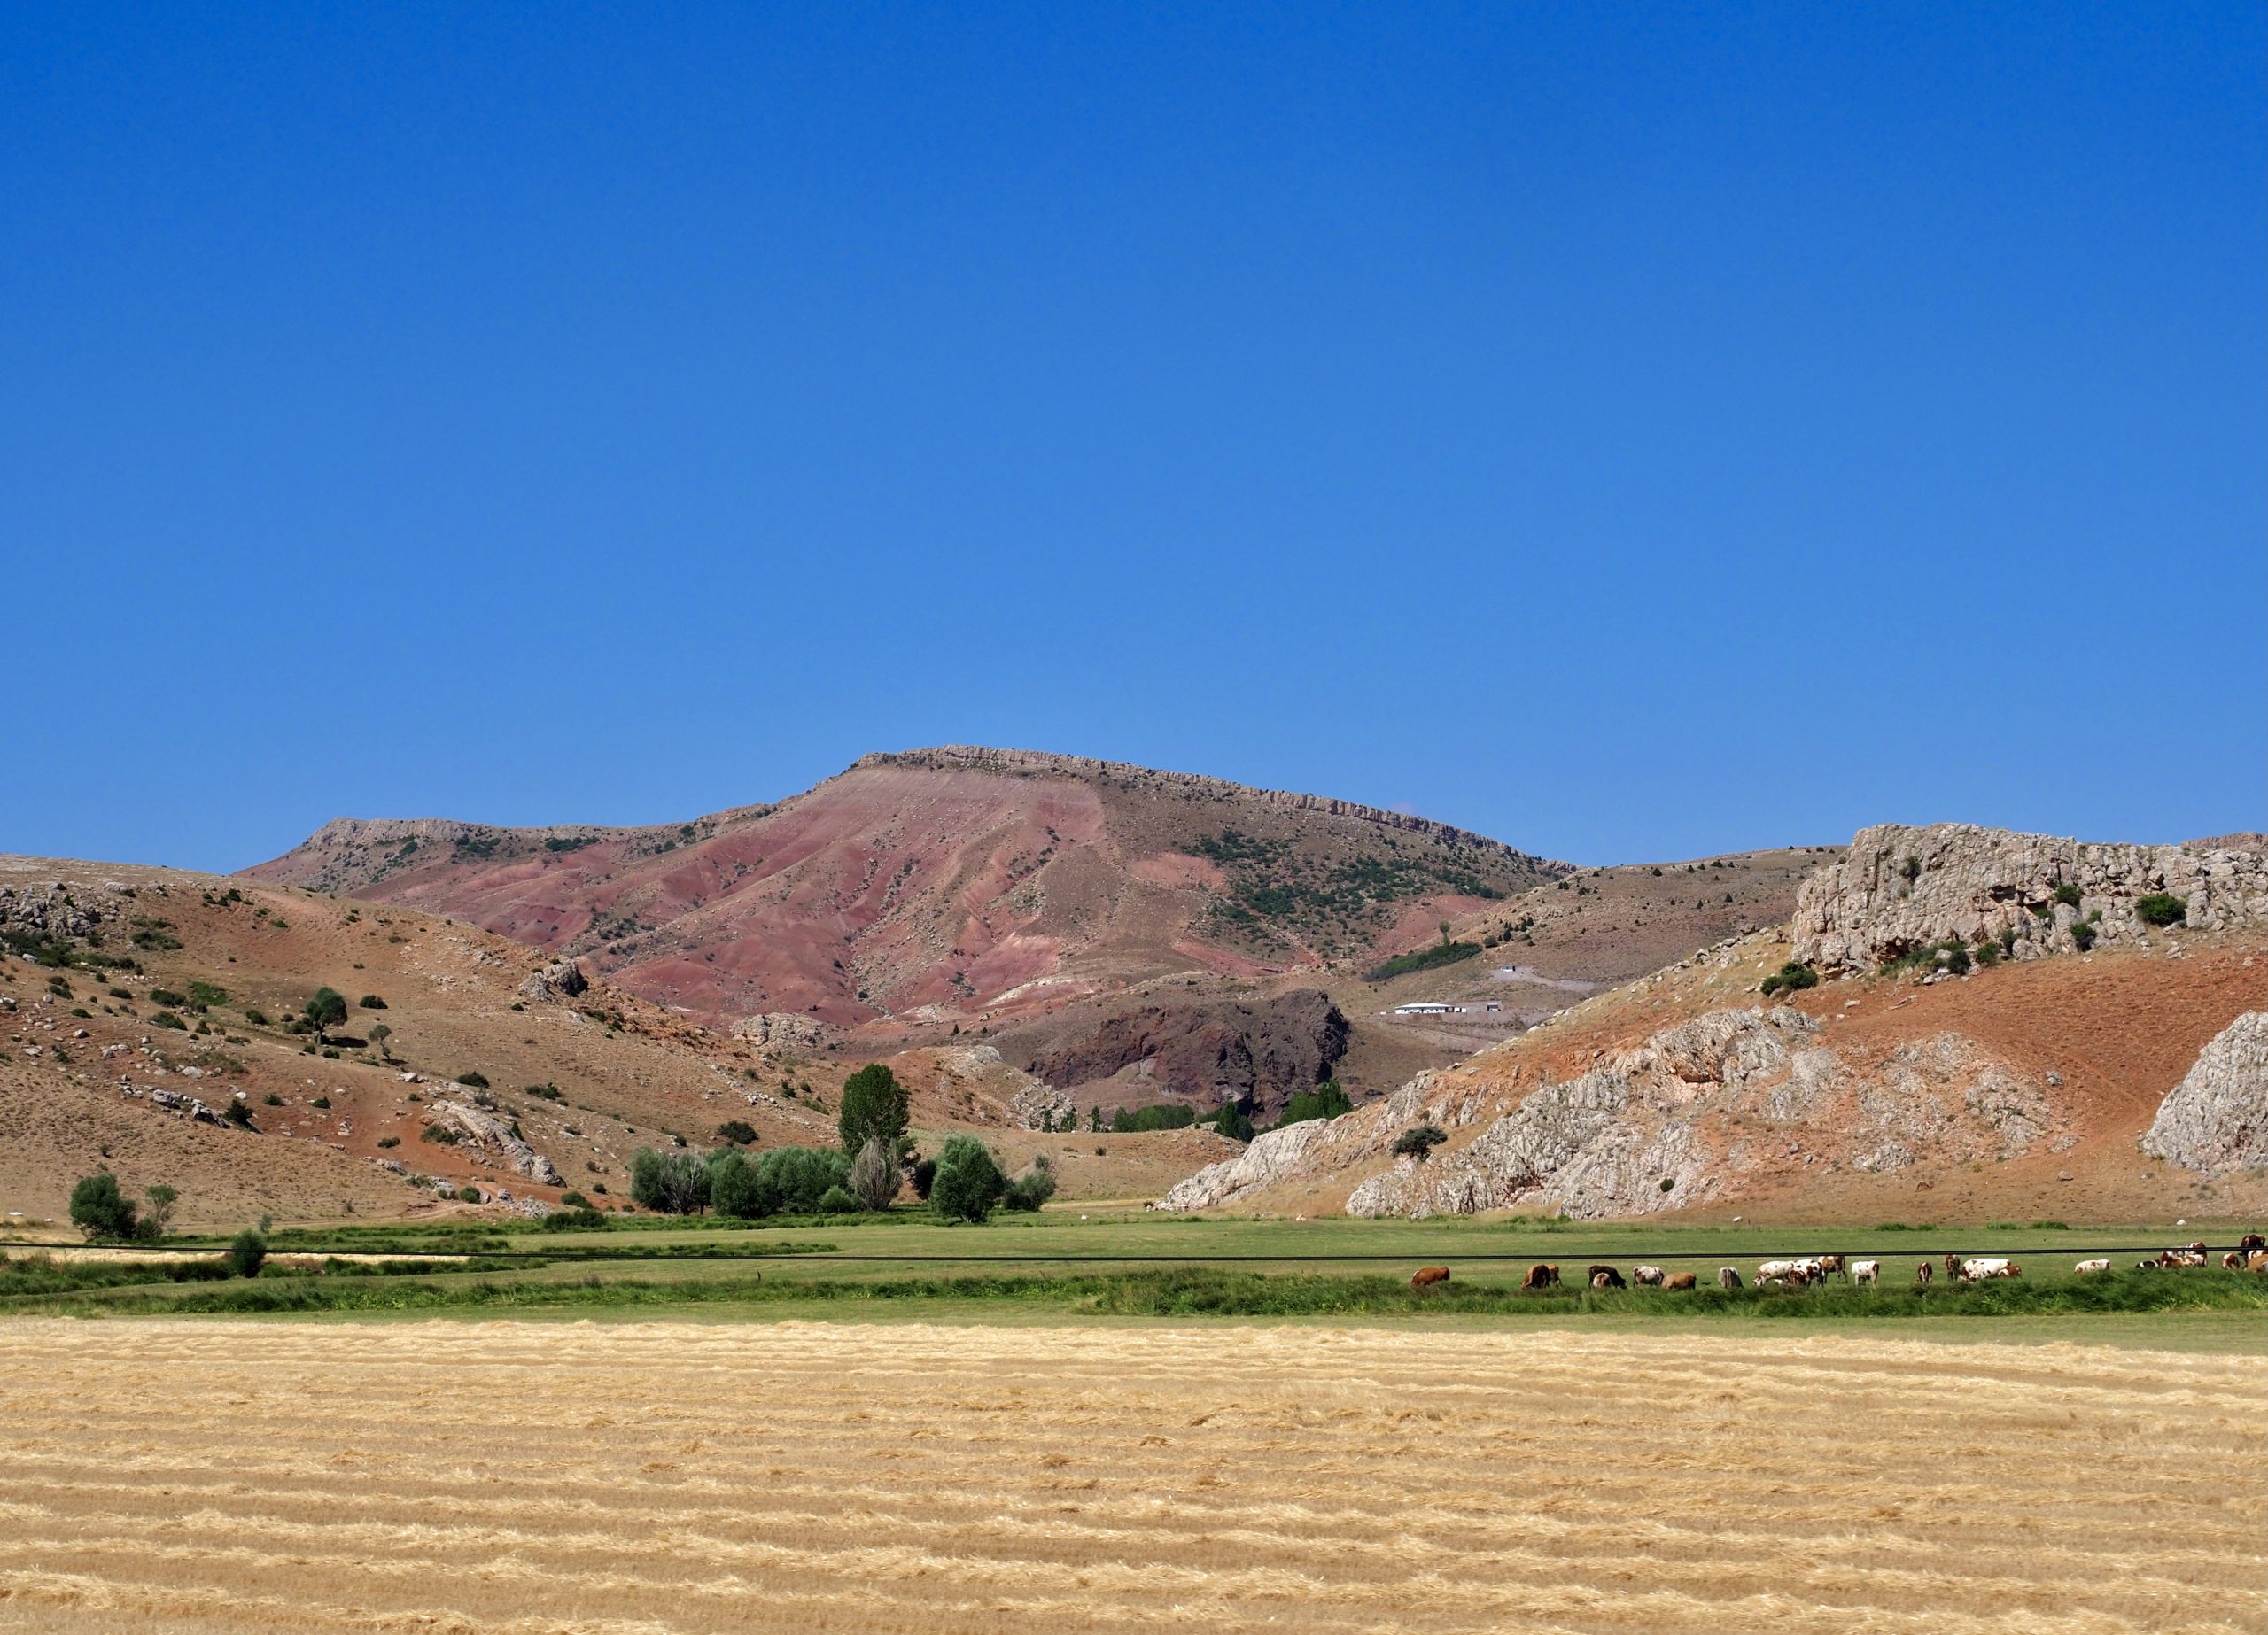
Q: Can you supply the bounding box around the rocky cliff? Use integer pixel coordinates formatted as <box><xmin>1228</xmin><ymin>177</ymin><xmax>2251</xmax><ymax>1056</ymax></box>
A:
<box><xmin>2143</xmin><ymin>1012</ymin><xmax>2268</xmax><ymax>1178</ymax></box>
<box><xmin>1020</xmin><ymin>988</ymin><xmax>1350</xmax><ymax>1117</ymax></box>
<box><xmin>1791</xmin><ymin>824</ymin><xmax>2268</xmax><ymax>974</ymax></box>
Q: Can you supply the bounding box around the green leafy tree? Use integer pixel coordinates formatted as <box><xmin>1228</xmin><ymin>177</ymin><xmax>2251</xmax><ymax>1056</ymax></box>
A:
<box><xmin>68</xmin><ymin>1174</ymin><xmax>138</xmax><ymax>1240</ymax></box>
<box><xmin>1211</xmin><ymin>1101</ymin><xmax>1254</xmax><ymax>1142</ymax></box>
<box><xmin>757</xmin><ymin>1146</ymin><xmax>852</xmax><ymax>1213</ymax></box>
<box><xmin>1271</xmin><ymin>1080</ymin><xmax>1352</xmax><ymax>1131</ymax></box>
<box><xmin>816</xmin><ymin>1184</ymin><xmax>861</xmax><ymax>1213</ymax></box>
<box><xmin>931</xmin><ymin>1135</ymin><xmax>1007</xmax><ymax>1223</ymax></box>
<box><xmin>837</xmin><ymin>1064</ymin><xmax>911</xmax><ymax>1156</ymax></box>
<box><xmin>1393</xmin><ymin>1124</ymin><xmax>1448</xmax><ymax>1162</ymax></box>
<box><xmin>143</xmin><ymin>1183</ymin><xmax>178</xmax><ymax>1237</ymax></box>
<box><xmin>708</xmin><ymin>1148</ymin><xmax>779</xmax><ymax>1218</ymax></box>
<box><xmin>849</xmin><ymin>1135</ymin><xmax>901</xmax><ymax>1211</ymax></box>
<box><xmin>629</xmin><ymin>1147</ymin><xmax>711</xmax><ymax>1213</ymax></box>
<box><xmin>1001</xmin><ymin>1154</ymin><xmax>1057</xmax><ymax>1213</ymax></box>
<box><xmin>224</xmin><ymin>1227</ymin><xmax>267</xmax><ymax>1278</ymax></box>
<box><xmin>302</xmin><ymin>986</ymin><xmax>348</xmax><ymax>1045</ymax></box>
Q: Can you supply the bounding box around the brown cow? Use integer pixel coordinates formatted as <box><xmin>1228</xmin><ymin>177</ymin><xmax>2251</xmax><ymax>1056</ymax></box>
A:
<box><xmin>2239</xmin><ymin>1232</ymin><xmax>2264</xmax><ymax>1255</ymax></box>
<box><xmin>1819</xmin><ymin>1253</ymin><xmax>1846</xmax><ymax>1282</ymax></box>
<box><xmin>1664</xmin><ymin>1271</ymin><xmax>1697</xmax><ymax>1290</ymax></box>
<box><xmin>1520</xmin><ymin>1262</ymin><xmax>1560</xmax><ymax>1290</ymax></box>
<box><xmin>1915</xmin><ymin>1260</ymin><xmax>1934</xmax><ymax>1284</ymax></box>
<box><xmin>1944</xmin><ymin>1251</ymin><xmax>1961</xmax><ymax>1279</ymax></box>
<box><xmin>2223</xmin><ymin>1251</ymin><xmax>2245</xmax><ymax>1271</ymax></box>
<box><xmin>1411</xmin><ymin>1266</ymin><xmax>1451</xmax><ymax>1290</ymax></box>
<box><xmin>1588</xmin><ymin>1264</ymin><xmax>1627</xmax><ymax>1290</ymax></box>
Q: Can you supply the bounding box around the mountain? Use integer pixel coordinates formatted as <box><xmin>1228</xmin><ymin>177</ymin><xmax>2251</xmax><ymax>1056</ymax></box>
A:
<box><xmin>245</xmin><ymin>747</ymin><xmax>1568</xmax><ymax>1030</ymax></box>
<box><xmin>0</xmin><ymin>853</ymin><xmax>1230</xmax><ymax>1228</ymax></box>
<box><xmin>1159</xmin><ymin>824</ymin><xmax>2268</xmax><ymax>1224</ymax></box>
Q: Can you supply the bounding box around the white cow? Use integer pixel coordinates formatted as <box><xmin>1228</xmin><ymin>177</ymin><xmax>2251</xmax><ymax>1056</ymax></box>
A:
<box><xmin>1958</xmin><ymin>1258</ymin><xmax>2019</xmax><ymax>1282</ymax></box>
<box><xmin>1851</xmin><ymin>1260</ymin><xmax>1879</xmax><ymax>1285</ymax></box>
<box><xmin>2073</xmin><ymin>1259</ymin><xmax>2109</xmax><ymax>1275</ymax></box>
<box><xmin>1756</xmin><ymin>1259</ymin><xmax>1812</xmax><ymax>1287</ymax></box>
<box><xmin>1632</xmin><ymin>1265</ymin><xmax>1666</xmax><ymax>1287</ymax></box>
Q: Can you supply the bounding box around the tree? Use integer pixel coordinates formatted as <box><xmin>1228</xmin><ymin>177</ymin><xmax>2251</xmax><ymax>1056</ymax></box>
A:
<box><xmin>303</xmin><ymin>986</ymin><xmax>348</xmax><ymax>1044</ymax></box>
<box><xmin>757</xmin><ymin>1145</ymin><xmax>851</xmax><ymax>1213</ymax></box>
<box><xmin>143</xmin><ymin>1183</ymin><xmax>178</xmax><ymax>1237</ymax></box>
<box><xmin>930</xmin><ymin>1135</ymin><xmax>1006</xmax><ymax>1223</ymax></box>
<box><xmin>68</xmin><ymin>1174</ymin><xmax>138</xmax><ymax>1240</ymax></box>
<box><xmin>224</xmin><ymin>1227</ymin><xmax>267</xmax><ymax>1278</ymax></box>
<box><xmin>1210</xmin><ymin>1100</ymin><xmax>1254</xmax><ymax>1142</ymax></box>
<box><xmin>708</xmin><ymin>1148</ymin><xmax>777</xmax><ymax>1219</ymax></box>
<box><xmin>837</xmin><ymin>1064</ymin><xmax>910</xmax><ymax>1157</ymax></box>
<box><xmin>1394</xmin><ymin>1125</ymin><xmax>1448</xmax><ymax>1162</ymax></box>
<box><xmin>849</xmin><ymin>1135</ymin><xmax>901</xmax><ymax>1211</ymax></box>
<box><xmin>629</xmin><ymin>1147</ymin><xmax>711</xmax><ymax>1213</ymax></box>
<box><xmin>1001</xmin><ymin>1154</ymin><xmax>1057</xmax><ymax>1212</ymax></box>
<box><xmin>1088</xmin><ymin>1106</ymin><xmax>1102</xmax><ymax>1134</ymax></box>
<box><xmin>1439</xmin><ymin>919</ymin><xmax>1452</xmax><ymax>945</ymax></box>
<box><xmin>367</xmin><ymin>1022</ymin><xmax>392</xmax><ymax>1060</ymax></box>
<box><xmin>911</xmin><ymin>1156</ymin><xmax>938</xmax><ymax>1200</ymax></box>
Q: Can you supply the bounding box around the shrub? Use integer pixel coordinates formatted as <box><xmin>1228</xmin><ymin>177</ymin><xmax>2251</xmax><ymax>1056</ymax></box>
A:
<box><xmin>222</xmin><ymin>1101</ymin><xmax>256</xmax><ymax>1128</ymax></box>
<box><xmin>420</xmin><ymin>1124</ymin><xmax>461</xmax><ymax>1144</ymax></box>
<box><xmin>150</xmin><ymin>1011</ymin><xmax>188</xmax><ymax>1030</ymax></box>
<box><xmin>715</xmin><ymin>1119</ymin><xmax>759</xmax><ymax>1146</ymax></box>
<box><xmin>1393</xmin><ymin>1125</ymin><xmax>1448</xmax><ymax>1162</ymax></box>
<box><xmin>1002</xmin><ymin>1155</ymin><xmax>1057</xmax><ymax>1213</ymax></box>
<box><xmin>2071</xmin><ymin>920</ymin><xmax>2097</xmax><ymax>952</ymax></box>
<box><xmin>455</xmin><ymin>1070</ymin><xmax>490</xmax><ymax>1089</ymax></box>
<box><xmin>68</xmin><ymin>1174</ymin><xmax>139</xmax><ymax>1239</ymax></box>
<box><xmin>358</xmin><ymin>994</ymin><xmax>387</xmax><ymax>1010</ymax></box>
<box><xmin>560</xmin><ymin>1189</ymin><xmax>590</xmax><ymax>1208</ymax></box>
<box><xmin>186</xmin><ymin>980</ymin><xmax>228</xmax><ymax>1008</ymax></box>
<box><xmin>2052</xmin><ymin>883</ymin><xmax>2082</xmax><ymax>908</ymax></box>
<box><xmin>932</xmin><ymin>1135</ymin><xmax>1007</xmax><ymax>1223</ymax></box>
<box><xmin>377</xmin><ymin>1135</ymin><xmax>400</xmax><ymax>1149</ymax></box>
<box><xmin>143</xmin><ymin>1183</ymin><xmax>177</xmax><ymax>1236</ymax></box>
<box><xmin>148</xmin><ymin>988</ymin><xmax>189</xmax><ymax>1007</ymax></box>
<box><xmin>911</xmin><ymin>1157</ymin><xmax>938</xmax><ymax>1200</ymax></box>
<box><xmin>243</xmin><ymin>1007</ymin><xmax>269</xmax><ymax>1026</ymax></box>
<box><xmin>816</xmin><ymin>1185</ymin><xmax>862</xmax><ymax>1214</ymax></box>
<box><xmin>2136</xmin><ymin>893</ymin><xmax>2186</xmax><ymax>928</ymax></box>
<box><xmin>223</xmin><ymin>1228</ymin><xmax>268</xmax><ymax>1278</ymax></box>
<box><xmin>849</xmin><ymin>1135</ymin><xmax>901</xmax><ymax>1210</ymax></box>
<box><xmin>538</xmin><ymin>1205</ymin><xmax>607</xmax><ymax>1230</ymax></box>
<box><xmin>1759</xmin><ymin>961</ymin><xmax>1818</xmax><ymax>997</ymax></box>
<box><xmin>706</xmin><ymin>1149</ymin><xmax>773</xmax><ymax>1218</ymax></box>
<box><xmin>263</xmin><ymin>1092</ymin><xmax>284</xmax><ymax>1107</ymax></box>
<box><xmin>837</xmin><ymin>1063</ymin><xmax>910</xmax><ymax>1156</ymax></box>
<box><xmin>526</xmin><ymin>1082</ymin><xmax>565</xmax><ymax>1102</ymax></box>
<box><xmin>454</xmin><ymin>1186</ymin><xmax>484</xmax><ymax>1203</ymax></box>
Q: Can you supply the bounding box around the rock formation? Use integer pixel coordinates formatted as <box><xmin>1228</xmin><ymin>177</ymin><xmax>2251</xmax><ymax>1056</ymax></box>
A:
<box><xmin>2143</xmin><ymin>1012</ymin><xmax>2268</xmax><ymax>1178</ymax></box>
<box><xmin>425</xmin><ymin>1099</ymin><xmax>564</xmax><ymax>1186</ymax></box>
<box><xmin>728</xmin><ymin>1012</ymin><xmax>836</xmax><ymax>1051</ymax></box>
<box><xmin>1792</xmin><ymin>824</ymin><xmax>2268</xmax><ymax>973</ymax></box>
<box><xmin>518</xmin><ymin>957</ymin><xmax>588</xmax><ymax>1003</ymax></box>
<box><xmin>1022</xmin><ymin>988</ymin><xmax>1349</xmax><ymax>1118</ymax></box>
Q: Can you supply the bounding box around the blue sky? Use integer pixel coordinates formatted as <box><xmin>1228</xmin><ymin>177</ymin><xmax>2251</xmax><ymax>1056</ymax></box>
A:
<box><xmin>4</xmin><ymin>4</ymin><xmax>2260</xmax><ymax>871</ymax></box>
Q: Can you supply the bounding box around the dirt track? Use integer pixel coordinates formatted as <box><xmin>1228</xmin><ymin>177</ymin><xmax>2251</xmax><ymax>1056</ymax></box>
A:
<box><xmin>0</xmin><ymin>1320</ymin><xmax>2260</xmax><ymax>1633</ymax></box>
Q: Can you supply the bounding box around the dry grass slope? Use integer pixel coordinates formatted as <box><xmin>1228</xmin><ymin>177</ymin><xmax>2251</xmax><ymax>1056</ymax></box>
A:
<box><xmin>0</xmin><ymin>1320</ymin><xmax>2259</xmax><ymax>1633</ymax></box>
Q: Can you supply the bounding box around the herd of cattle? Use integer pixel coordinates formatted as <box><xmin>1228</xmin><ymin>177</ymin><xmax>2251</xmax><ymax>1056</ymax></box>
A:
<box><xmin>1409</xmin><ymin>1232</ymin><xmax>2268</xmax><ymax>1292</ymax></box>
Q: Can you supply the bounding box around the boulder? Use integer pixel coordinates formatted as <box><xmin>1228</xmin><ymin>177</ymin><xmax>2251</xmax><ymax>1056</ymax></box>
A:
<box><xmin>519</xmin><ymin>957</ymin><xmax>589</xmax><ymax>1003</ymax></box>
<box><xmin>2142</xmin><ymin>1013</ymin><xmax>2268</xmax><ymax>1178</ymax></box>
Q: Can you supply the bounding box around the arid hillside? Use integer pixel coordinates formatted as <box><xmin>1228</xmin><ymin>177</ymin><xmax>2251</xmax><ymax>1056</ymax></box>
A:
<box><xmin>245</xmin><ymin>747</ymin><xmax>1567</xmax><ymax>1030</ymax></box>
<box><xmin>1162</xmin><ymin>825</ymin><xmax>2268</xmax><ymax>1226</ymax></box>
<box><xmin>0</xmin><ymin>855</ymin><xmax>1219</xmax><ymax>1228</ymax></box>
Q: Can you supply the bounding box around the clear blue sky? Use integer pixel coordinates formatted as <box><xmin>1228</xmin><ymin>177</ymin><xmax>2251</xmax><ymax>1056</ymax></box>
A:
<box><xmin>4</xmin><ymin>4</ymin><xmax>2260</xmax><ymax>871</ymax></box>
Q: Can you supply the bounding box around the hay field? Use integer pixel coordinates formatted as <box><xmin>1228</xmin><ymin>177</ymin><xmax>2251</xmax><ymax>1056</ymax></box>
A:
<box><xmin>0</xmin><ymin>1321</ymin><xmax>2260</xmax><ymax>1634</ymax></box>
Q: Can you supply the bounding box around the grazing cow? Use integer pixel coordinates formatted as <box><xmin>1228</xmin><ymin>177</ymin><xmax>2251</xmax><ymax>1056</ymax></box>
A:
<box><xmin>1718</xmin><ymin>1266</ymin><xmax>1743</xmax><ymax>1290</ymax></box>
<box><xmin>1632</xmin><ymin>1265</ymin><xmax>1666</xmax><ymax>1287</ymax></box>
<box><xmin>1587</xmin><ymin>1264</ymin><xmax>1627</xmax><ymax>1290</ymax></box>
<box><xmin>2073</xmin><ymin>1259</ymin><xmax>2109</xmax><ymax>1275</ymax></box>
<box><xmin>1958</xmin><ymin>1258</ymin><xmax>2019</xmax><ymax>1282</ymax></box>
<box><xmin>1852</xmin><ymin>1260</ymin><xmax>1878</xmax><ymax>1285</ymax></box>
<box><xmin>1757</xmin><ymin>1259</ymin><xmax>1811</xmax><ymax>1287</ymax></box>
<box><xmin>1520</xmin><ymin>1261</ymin><xmax>1561</xmax><ymax>1290</ymax></box>
<box><xmin>1411</xmin><ymin>1266</ymin><xmax>1450</xmax><ymax>1290</ymax></box>
<box><xmin>1819</xmin><ymin>1253</ymin><xmax>1847</xmax><ymax>1282</ymax></box>
<box><xmin>1915</xmin><ymin>1260</ymin><xmax>1934</xmax><ymax>1284</ymax></box>
<box><xmin>1664</xmin><ymin>1271</ymin><xmax>1697</xmax><ymax>1290</ymax></box>
<box><xmin>1945</xmin><ymin>1251</ymin><xmax>1962</xmax><ymax>1279</ymax></box>
<box><xmin>2239</xmin><ymin>1232</ymin><xmax>2264</xmax><ymax>1255</ymax></box>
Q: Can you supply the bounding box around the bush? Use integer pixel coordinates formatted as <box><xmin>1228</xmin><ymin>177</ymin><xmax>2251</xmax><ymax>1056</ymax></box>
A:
<box><xmin>187</xmin><ymin>980</ymin><xmax>228</xmax><ymax>1008</ymax></box>
<box><xmin>715</xmin><ymin>1119</ymin><xmax>759</xmax><ymax>1146</ymax></box>
<box><xmin>2136</xmin><ymin>893</ymin><xmax>2186</xmax><ymax>928</ymax></box>
<box><xmin>148</xmin><ymin>988</ymin><xmax>189</xmax><ymax>1007</ymax></box>
<box><xmin>377</xmin><ymin>1135</ymin><xmax>400</xmax><ymax>1149</ymax></box>
<box><xmin>816</xmin><ymin>1185</ymin><xmax>862</xmax><ymax>1214</ymax></box>
<box><xmin>224</xmin><ymin>1228</ymin><xmax>268</xmax><ymax>1278</ymax></box>
<box><xmin>243</xmin><ymin>1007</ymin><xmax>270</xmax><ymax>1026</ymax></box>
<box><xmin>359</xmin><ymin>994</ymin><xmax>388</xmax><ymax>1010</ymax></box>
<box><xmin>1393</xmin><ymin>1125</ymin><xmax>1448</xmax><ymax>1162</ymax></box>
<box><xmin>1002</xmin><ymin>1155</ymin><xmax>1057</xmax><ymax>1213</ymax></box>
<box><xmin>559</xmin><ymin>1189</ymin><xmax>590</xmax><ymax>1208</ymax></box>
<box><xmin>849</xmin><ymin>1136</ymin><xmax>901</xmax><ymax>1210</ymax></box>
<box><xmin>454</xmin><ymin>1186</ymin><xmax>484</xmax><ymax>1203</ymax></box>
<box><xmin>150</xmin><ymin>1011</ymin><xmax>188</xmax><ymax>1030</ymax></box>
<box><xmin>911</xmin><ymin>1157</ymin><xmax>937</xmax><ymax>1201</ymax></box>
<box><xmin>222</xmin><ymin>1101</ymin><xmax>256</xmax><ymax>1128</ymax></box>
<box><xmin>455</xmin><ymin>1070</ymin><xmax>490</xmax><ymax>1089</ymax></box>
<box><xmin>837</xmin><ymin>1064</ymin><xmax>910</xmax><ymax>1156</ymax></box>
<box><xmin>1759</xmin><ymin>961</ymin><xmax>1818</xmax><ymax>997</ymax></box>
<box><xmin>538</xmin><ymin>1205</ymin><xmax>608</xmax><ymax>1230</ymax></box>
<box><xmin>2052</xmin><ymin>883</ymin><xmax>2082</xmax><ymax>908</ymax></box>
<box><xmin>420</xmin><ymin>1124</ymin><xmax>462</xmax><ymax>1144</ymax></box>
<box><xmin>931</xmin><ymin>1135</ymin><xmax>1007</xmax><ymax>1223</ymax></box>
<box><xmin>68</xmin><ymin>1174</ymin><xmax>139</xmax><ymax>1240</ymax></box>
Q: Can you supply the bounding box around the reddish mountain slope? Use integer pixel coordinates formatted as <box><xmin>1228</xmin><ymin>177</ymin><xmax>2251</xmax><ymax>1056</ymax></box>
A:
<box><xmin>246</xmin><ymin>748</ymin><xmax>1566</xmax><ymax>1029</ymax></box>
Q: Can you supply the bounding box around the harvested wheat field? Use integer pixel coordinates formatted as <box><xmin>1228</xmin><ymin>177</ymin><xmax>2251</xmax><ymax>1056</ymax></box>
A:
<box><xmin>0</xmin><ymin>1321</ymin><xmax>2262</xmax><ymax>1634</ymax></box>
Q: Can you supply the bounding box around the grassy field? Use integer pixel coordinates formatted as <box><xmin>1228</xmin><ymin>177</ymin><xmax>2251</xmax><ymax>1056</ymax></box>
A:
<box><xmin>0</xmin><ymin>1319</ymin><xmax>2259</xmax><ymax>1633</ymax></box>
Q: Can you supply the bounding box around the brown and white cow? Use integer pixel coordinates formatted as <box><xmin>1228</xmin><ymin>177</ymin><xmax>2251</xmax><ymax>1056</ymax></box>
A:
<box><xmin>1632</xmin><ymin>1265</ymin><xmax>1666</xmax><ymax>1287</ymax></box>
<box><xmin>1717</xmin><ymin>1267</ymin><xmax>1743</xmax><ymax>1290</ymax></box>
<box><xmin>2239</xmin><ymin>1232</ymin><xmax>2264</xmax><ymax>1255</ymax></box>
<box><xmin>1851</xmin><ymin>1260</ymin><xmax>1879</xmax><ymax>1285</ymax></box>
<box><xmin>1958</xmin><ymin>1258</ymin><xmax>2019</xmax><ymax>1281</ymax></box>
<box><xmin>1915</xmin><ymin>1261</ymin><xmax>1934</xmax><ymax>1284</ymax></box>
<box><xmin>1587</xmin><ymin>1264</ymin><xmax>1627</xmax><ymax>1290</ymax></box>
